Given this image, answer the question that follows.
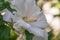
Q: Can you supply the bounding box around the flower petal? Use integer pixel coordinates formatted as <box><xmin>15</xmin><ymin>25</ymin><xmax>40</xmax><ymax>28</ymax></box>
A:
<box><xmin>3</xmin><ymin>9</ymin><xmax>13</xmax><ymax>22</ymax></box>
<box><xmin>25</xmin><ymin>0</ymin><xmax>41</xmax><ymax>17</ymax></box>
<box><xmin>11</xmin><ymin>0</ymin><xmax>16</xmax><ymax>6</ymax></box>
<box><xmin>27</xmin><ymin>27</ymin><xmax>48</xmax><ymax>40</ymax></box>
<box><xmin>13</xmin><ymin>19</ymin><xmax>31</xmax><ymax>35</ymax></box>
<box><xmin>28</xmin><ymin>13</ymin><xmax>48</xmax><ymax>29</ymax></box>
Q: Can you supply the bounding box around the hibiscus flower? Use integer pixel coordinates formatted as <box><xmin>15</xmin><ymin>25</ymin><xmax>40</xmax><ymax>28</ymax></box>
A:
<box><xmin>2</xmin><ymin>0</ymin><xmax>48</xmax><ymax>40</ymax></box>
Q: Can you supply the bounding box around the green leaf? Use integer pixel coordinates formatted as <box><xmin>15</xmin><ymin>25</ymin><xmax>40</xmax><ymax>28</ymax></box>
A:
<box><xmin>54</xmin><ymin>14</ymin><xmax>60</xmax><ymax>18</ymax></box>
<box><xmin>0</xmin><ymin>14</ymin><xmax>11</xmax><ymax>40</ymax></box>
<box><xmin>0</xmin><ymin>0</ymin><xmax>4</xmax><ymax>2</ymax></box>
<box><xmin>0</xmin><ymin>0</ymin><xmax>16</xmax><ymax>12</ymax></box>
<box><xmin>4</xmin><ymin>1</ymin><xmax>16</xmax><ymax>13</ymax></box>
<box><xmin>10</xmin><ymin>29</ymin><xmax>18</xmax><ymax>40</ymax></box>
<box><xmin>48</xmin><ymin>30</ymin><xmax>54</xmax><ymax>40</ymax></box>
<box><xmin>0</xmin><ymin>25</ymin><xmax>11</xmax><ymax>40</ymax></box>
<box><xmin>55</xmin><ymin>3</ymin><xmax>60</xmax><ymax>10</ymax></box>
<box><xmin>0</xmin><ymin>2</ymin><xmax>6</xmax><ymax>11</ymax></box>
<box><xmin>0</xmin><ymin>14</ymin><xmax>3</xmax><ymax>21</ymax></box>
<box><xmin>58</xmin><ymin>0</ymin><xmax>60</xmax><ymax>2</ymax></box>
<box><xmin>25</xmin><ymin>30</ymin><xmax>34</xmax><ymax>40</ymax></box>
<box><xmin>0</xmin><ymin>14</ymin><xmax>4</xmax><ymax>26</ymax></box>
<box><xmin>0</xmin><ymin>0</ymin><xmax>17</xmax><ymax>40</ymax></box>
<box><xmin>51</xmin><ymin>3</ymin><xmax>56</xmax><ymax>7</ymax></box>
<box><xmin>35</xmin><ymin>0</ymin><xmax>38</xmax><ymax>2</ymax></box>
<box><xmin>56</xmin><ymin>33</ymin><xmax>60</xmax><ymax>40</ymax></box>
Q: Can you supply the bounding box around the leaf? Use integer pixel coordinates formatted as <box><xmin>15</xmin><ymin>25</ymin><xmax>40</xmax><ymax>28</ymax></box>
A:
<box><xmin>0</xmin><ymin>14</ymin><xmax>11</xmax><ymax>40</ymax></box>
<box><xmin>4</xmin><ymin>1</ymin><xmax>16</xmax><ymax>13</ymax></box>
<box><xmin>25</xmin><ymin>30</ymin><xmax>34</xmax><ymax>40</ymax></box>
<box><xmin>0</xmin><ymin>0</ymin><xmax>4</xmax><ymax>2</ymax></box>
<box><xmin>0</xmin><ymin>0</ymin><xmax>16</xmax><ymax>12</ymax></box>
<box><xmin>10</xmin><ymin>28</ymin><xmax>18</xmax><ymax>40</ymax></box>
<box><xmin>48</xmin><ymin>30</ymin><xmax>54</xmax><ymax>40</ymax></box>
<box><xmin>54</xmin><ymin>14</ymin><xmax>60</xmax><ymax>18</ymax></box>
<box><xmin>58</xmin><ymin>0</ymin><xmax>60</xmax><ymax>2</ymax></box>
<box><xmin>0</xmin><ymin>0</ymin><xmax>17</xmax><ymax>40</ymax></box>
<box><xmin>0</xmin><ymin>14</ymin><xmax>4</xmax><ymax>26</ymax></box>
<box><xmin>0</xmin><ymin>14</ymin><xmax>3</xmax><ymax>21</ymax></box>
<box><xmin>0</xmin><ymin>2</ymin><xmax>6</xmax><ymax>11</ymax></box>
<box><xmin>0</xmin><ymin>25</ymin><xmax>11</xmax><ymax>40</ymax></box>
<box><xmin>35</xmin><ymin>0</ymin><xmax>38</xmax><ymax>2</ymax></box>
<box><xmin>56</xmin><ymin>33</ymin><xmax>60</xmax><ymax>40</ymax></box>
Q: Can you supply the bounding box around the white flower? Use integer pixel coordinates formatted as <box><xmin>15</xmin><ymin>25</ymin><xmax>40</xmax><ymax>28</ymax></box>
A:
<box><xmin>3</xmin><ymin>0</ymin><xmax>48</xmax><ymax>40</ymax></box>
<box><xmin>45</xmin><ymin>14</ymin><xmax>54</xmax><ymax>23</ymax></box>
<box><xmin>43</xmin><ymin>2</ymin><xmax>59</xmax><ymax>15</ymax></box>
<box><xmin>48</xmin><ymin>7</ymin><xmax>59</xmax><ymax>15</ymax></box>
<box><xmin>43</xmin><ymin>2</ymin><xmax>60</xmax><ymax>35</ymax></box>
<box><xmin>43</xmin><ymin>2</ymin><xmax>51</xmax><ymax>11</ymax></box>
<box><xmin>45</xmin><ymin>15</ymin><xmax>60</xmax><ymax>35</ymax></box>
<box><xmin>50</xmin><ymin>17</ymin><xmax>60</xmax><ymax>34</ymax></box>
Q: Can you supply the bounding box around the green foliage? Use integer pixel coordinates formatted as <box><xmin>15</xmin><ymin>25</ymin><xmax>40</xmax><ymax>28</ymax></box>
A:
<box><xmin>58</xmin><ymin>0</ymin><xmax>60</xmax><ymax>2</ymax></box>
<box><xmin>0</xmin><ymin>14</ymin><xmax>3</xmax><ymax>25</ymax></box>
<box><xmin>0</xmin><ymin>14</ymin><xmax>11</xmax><ymax>40</ymax></box>
<box><xmin>0</xmin><ymin>0</ymin><xmax>17</xmax><ymax>40</ymax></box>
<box><xmin>5</xmin><ymin>2</ymin><xmax>16</xmax><ymax>13</ymax></box>
<box><xmin>48</xmin><ymin>30</ymin><xmax>54</xmax><ymax>40</ymax></box>
<box><xmin>0</xmin><ymin>14</ymin><xmax>17</xmax><ymax>40</ymax></box>
<box><xmin>56</xmin><ymin>33</ymin><xmax>60</xmax><ymax>40</ymax></box>
<box><xmin>55</xmin><ymin>3</ymin><xmax>60</xmax><ymax>10</ymax></box>
<box><xmin>35</xmin><ymin>0</ymin><xmax>38</xmax><ymax>2</ymax></box>
<box><xmin>25</xmin><ymin>30</ymin><xmax>34</xmax><ymax>40</ymax></box>
<box><xmin>0</xmin><ymin>25</ymin><xmax>11</xmax><ymax>40</ymax></box>
<box><xmin>54</xmin><ymin>14</ymin><xmax>60</xmax><ymax>18</ymax></box>
<box><xmin>0</xmin><ymin>0</ymin><xmax>16</xmax><ymax>12</ymax></box>
<box><xmin>10</xmin><ymin>29</ymin><xmax>18</xmax><ymax>40</ymax></box>
<box><xmin>0</xmin><ymin>0</ymin><xmax>6</xmax><ymax>11</ymax></box>
<box><xmin>51</xmin><ymin>3</ymin><xmax>56</xmax><ymax>7</ymax></box>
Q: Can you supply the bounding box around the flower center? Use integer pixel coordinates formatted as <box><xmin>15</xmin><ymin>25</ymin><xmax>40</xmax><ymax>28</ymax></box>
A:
<box><xmin>23</xmin><ymin>17</ymin><xmax>37</xmax><ymax>22</ymax></box>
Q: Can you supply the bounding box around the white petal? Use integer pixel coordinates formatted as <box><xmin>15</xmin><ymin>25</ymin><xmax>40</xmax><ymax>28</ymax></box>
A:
<box><xmin>43</xmin><ymin>2</ymin><xmax>51</xmax><ymax>11</ymax></box>
<box><xmin>50</xmin><ymin>17</ymin><xmax>60</xmax><ymax>30</ymax></box>
<box><xmin>25</xmin><ymin>0</ymin><xmax>41</xmax><ymax>17</ymax></box>
<box><xmin>12</xmin><ymin>0</ymin><xmax>41</xmax><ymax>18</ymax></box>
<box><xmin>16</xmin><ymin>19</ymin><xmax>31</xmax><ymax>29</ymax></box>
<box><xmin>13</xmin><ymin>22</ymin><xmax>25</xmax><ymax>35</ymax></box>
<box><xmin>27</xmin><ymin>27</ymin><xmax>48</xmax><ymax>39</ymax></box>
<box><xmin>11</xmin><ymin>0</ymin><xmax>16</xmax><ymax>5</ymax></box>
<box><xmin>12</xmin><ymin>0</ymin><xmax>26</xmax><ymax>18</ymax></box>
<box><xmin>28</xmin><ymin>13</ymin><xmax>48</xmax><ymax>29</ymax></box>
<box><xmin>49</xmin><ymin>7</ymin><xmax>59</xmax><ymax>15</ymax></box>
<box><xmin>45</xmin><ymin>14</ymin><xmax>54</xmax><ymax>23</ymax></box>
<box><xmin>13</xmin><ymin>19</ymin><xmax>31</xmax><ymax>35</ymax></box>
<box><xmin>3</xmin><ymin>9</ymin><xmax>13</xmax><ymax>22</ymax></box>
<box><xmin>29</xmin><ymin>21</ymin><xmax>48</xmax><ymax>29</ymax></box>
